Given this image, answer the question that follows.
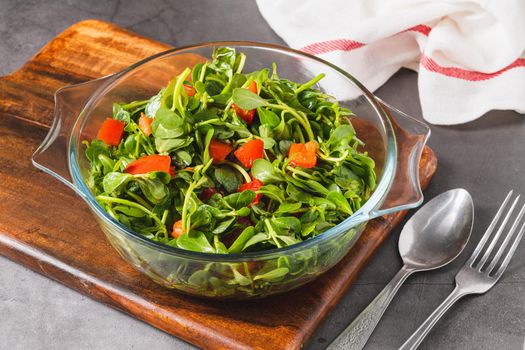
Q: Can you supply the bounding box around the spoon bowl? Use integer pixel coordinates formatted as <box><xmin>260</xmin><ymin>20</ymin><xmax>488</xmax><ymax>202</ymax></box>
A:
<box><xmin>400</xmin><ymin>189</ymin><xmax>474</xmax><ymax>270</ymax></box>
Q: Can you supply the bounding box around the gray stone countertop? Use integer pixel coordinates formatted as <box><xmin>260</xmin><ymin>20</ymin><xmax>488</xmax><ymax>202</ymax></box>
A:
<box><xmin>1</xmin><ymin>0</ymin><xmax>524</xmax><ymax>349</ymax></box>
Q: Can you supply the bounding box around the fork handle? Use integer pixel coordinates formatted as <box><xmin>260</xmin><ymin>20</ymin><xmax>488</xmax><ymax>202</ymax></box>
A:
<box><xmin>399</xmin><ymin>285</ymin><xmax>467</xmax><ymax>350</ymax></box>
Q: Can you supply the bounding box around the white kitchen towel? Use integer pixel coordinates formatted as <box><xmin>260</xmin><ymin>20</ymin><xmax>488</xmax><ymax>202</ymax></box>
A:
<box><xmin>256</xmin><ymin>0</ymin><xmax>525</xmax><ymax>125</ymax></box>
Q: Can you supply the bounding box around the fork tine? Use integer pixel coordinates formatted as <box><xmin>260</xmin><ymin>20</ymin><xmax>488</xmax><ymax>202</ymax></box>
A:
<box><xmin>492</xmin><ymin>217</ymin><xmax>525</xmax><ymax>279</ymax></box>
<box><xmin>475</xmin><ymin>195</ymin><xmax>520</xmax><ymax>269</ymax></box>
<box><xmin>467</xmin><ymin>191</ymin><xmax>513</xmax><ymax>266</ymax></box>
<box><xmin>486</xmin><ymin>202</ymin><xmax>525</xmax><ymax>275</ymax></box>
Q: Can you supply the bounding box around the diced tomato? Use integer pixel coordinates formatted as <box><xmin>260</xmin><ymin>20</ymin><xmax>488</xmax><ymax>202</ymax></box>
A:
<box><xmin>232</xmin><ymin>81</ymin><xmax>258</xmax><ymax>124</ymax></box>
<box><xmin>239</xmin><ymin>179</ymin><xmax>263</xmax><ymax>205</ymax></box>
<box><xmin>138</xmin><ymin>112</ymin><xmax>153</xmax><ymax>136</ymax></box>
<box><xmin>184</xmin><ymin>84</ymin><xmax>196</xmax><ymax>97</ymax></box>
<box><xmin>232</xmin><ymin>104</ymin><xmax>256</xmax><ymax>124</ymax></box>
<box><xmin>97</xmin><ymin>118</ymin><xmax>125</xmax><ymax>146</ymax></box>
<box><xmin>172</xmin><ymin>220</ymin><xmax>185</xmax><ymax>238</ymax></box>
<box><xmin>124</xmin><ymin>155</ymin><xmax>172</xmax><ymax>175</ymax></box>
<box><xmin>169</xmin><ymin>166</ymin><xmax>176</xmax><ymax>178</ymax></box>
<box><xmin>234</xmin><ymin>139</ymin><xmax>264</xmax><ymax>168</ymax></box>
<box><xmin>247</xmin><ymin>80</ymin><xmax>258</xmax><ymax>94</ymax></box>
<box><xmin>200</xmin><ymin>187</ymin><xmax>219</xmax><ymax>201</ymax></box>
<box><xmin>209</xmin><ymin>138</ymin><xmax>233</xmax><ymax>164</ymax></box>
<box><xmin>288</xmin><ymin>141</ymin><xmax>318</xmax><ymax>168</ymax></box>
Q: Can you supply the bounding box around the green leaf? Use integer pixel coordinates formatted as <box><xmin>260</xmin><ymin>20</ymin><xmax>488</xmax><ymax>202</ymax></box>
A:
<box><xmin>257</xmin><ymin>107</ymin><xmax>280</xmax><ymax>128</ymax></box>
<box><xmin>285</xmin><ymin>183</ymin><xmax>311</xmax><ymax>203</ymax></box>
<box><xmin>214</xmin><ymin>166</ymin><xmax>242</xmax><ymax>193</ymax></box>
<box><xmin>114</xmin><ymin>205</ymin><xmax>147</xmax><ymax>218</ymax></box>
<box><xmin>253</xmin><ymin>267</ymin><xmax>289</xmax><ymax>281</ymax></box>
<box><xmin>102</xmin><ymin>172</ymin><xmax>132</xmax><ymax>194</ymax></box>
<box><xmin>85</xmin><ymin>140</ymin><xmax>110</xmax><ymax>164</ymax></box>
<box><xmin>155</xmin><ymin>137</ymin><xmax>192</xmax><ymax>153</ymax></box>
<box><xmin>214</xmin><ymin>240</ymin><xmax>228</xmax><ymax>254</ymax></box>
<box><xmin>326</xmin><ymin>124</ymin><xmax>355</xmax><ymax>152</ymax></box>
<box><xmin>271</xmin><ymin>216</ymin><xmax>301</xmax><ymax>235</ymax></box>
<box><xmin>326</xmin><ymin>191</ymin><xmax>353</xmax><ymax>215</ymax></box>
<box><xmin>232</xmin><ymin>88</ymin><xmax>268</xmax><ymax>110</ymax></box>
<box><xmin>174</xmin><ymin>150</ymin><xmax>193</xmax><ymax>167</ymax></box>
<box><xmin>276</xmin><ymin>235</ymin><xmax>301</xmax><ymax>246</ymax></box>
<box><xmin>137</xmin><ymin>175</ymin><xmax>169</xmax><ymax>204</ymax></box>
<box><xmin>192</xmin><ymin>109</ymin><xmax>218</xmax><ymax>123</ymax></box>
<box><xmin>223</xmin><ymin>191</ymin><xmax>256</xmax><ymax>209</ymax></box>
<box><xmin>230</xmin><ymin>268</ymin><xmax>252</xmax><ymax>286</ymax></box>
<box><xmin>228</xmin><ymin>73</ymin><xmax>247</xmax><ymax>92</ymax></box>
<box><xmin>276</xmin><ymin>202</ymin><xmax>302</xmax><ymax>214</ymax></box>
<box><xmin>188</xmin><ymin>269</ymin><xmax>210</xmax><ymax>287</ymax></box>
<box><xmin>257</xmin><ymin>184</ymin><xmax>285</xmax><ymax>203</ymax></box>
<box><xmin>235</xmin><ymin>207</ymin><xmax>251</xmax><ymax>217</ymax></box>
<box><xmin>228</xmin><ymin>226</ymin><xmax>255</xmax><ymax>253</ymax></box>
<box><xmin>251</xmin><ymin>159</ymin><xmax>284</xmax><ymax>184</ymax></box>
<box><xmin>261</xmin><ymin>137</ymin><xmax>276</xmax><ymax>150</ymax></box>
<box><xmin>152</xmin><ymin>107</ymin><xmax>186</xmax><ymax>139</ymax></box>
<box><xmin>191</xmin><ymin>63</ymin><xmax>204</xmax><ymax>84</ymax></box>
<box><xmin>243</xmin><ymin>232</ymin><xmax>270</xmax><ymax>250</ymax></box>
<box><xmin>112</xmin><ymin>103</ymin><xmax>131</xmax><ymax>123</ymax></box>
<box><xmin>145</xmin><ymin>89</ymin><xmax>163</xmax><ymax>117</ymax></box>
<box><xmin>209</xmin><ymin>47</ymin><xmax>237</xmax><ymax>78</ymax></box>
<box><xmin>212</xmin><ymin>217</ymin><xmax>236</xmax><ymax>234</ymax></box>
<box><xmin>202</xmin><ymin>128</ymin><xmax>214</xmax><ymax>164</ymax></box>
<box><xmin>176</xmin><ymin>231</ymin><xmax>215</xmax><ymax>253</ymax></box>
<box><xmin>190</xmin><ymin>205</ymin><xmax>213</xmax><ymax>228</ymax></box>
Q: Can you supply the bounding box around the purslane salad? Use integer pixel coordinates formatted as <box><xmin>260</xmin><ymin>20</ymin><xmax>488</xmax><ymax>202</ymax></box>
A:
<box><xmin>85</xmin><ymin>47</ymin><xmax>376</xmax><ymax>255</ymax></box>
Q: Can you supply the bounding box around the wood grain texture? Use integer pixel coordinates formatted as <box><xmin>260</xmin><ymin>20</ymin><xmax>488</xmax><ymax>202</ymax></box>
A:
<box><xmin>0</xmin><ymin>20</ymin><xmax>437</xmax><ymax>350</ymax></box>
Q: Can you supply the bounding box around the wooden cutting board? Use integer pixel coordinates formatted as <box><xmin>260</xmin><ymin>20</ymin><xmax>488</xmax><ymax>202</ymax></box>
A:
<box><xmin>0</xmin><ymin>20</ymin><xmax>437</xmax><ymax>350</ymax></box>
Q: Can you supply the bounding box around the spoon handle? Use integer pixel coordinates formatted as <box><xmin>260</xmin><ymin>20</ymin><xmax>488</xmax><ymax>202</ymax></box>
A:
<box><xmin>327</xmin><ymin>265</ymin><xmax>414</xmax><ymax>350</ymax></box>
<box><xmin>399</xmin><ymin>285</ymin><xmax>466</xmax><ymax>350</ymax></box>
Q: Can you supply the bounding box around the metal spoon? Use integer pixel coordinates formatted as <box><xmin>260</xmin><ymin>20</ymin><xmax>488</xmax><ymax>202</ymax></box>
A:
<box><xmin>327</xmin><ymin>188</ymin><xmax>474</xmax><ymax>350</ymax></box>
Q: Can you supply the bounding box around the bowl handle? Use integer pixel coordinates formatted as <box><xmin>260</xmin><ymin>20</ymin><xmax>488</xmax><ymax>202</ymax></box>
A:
<box><xmin>367</xmin><ymin>100</ymin><xmax>432</xmax><ymax>219</ymax></box>
<box><xmin>32</xmin><ymin>76</ymin><xmax>114</xmax><ymax>199</ymax></box>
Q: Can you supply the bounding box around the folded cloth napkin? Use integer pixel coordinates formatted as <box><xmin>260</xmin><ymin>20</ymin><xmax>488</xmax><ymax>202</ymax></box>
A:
<box><xmin>256</xmin><ymin>0</ymin><xmax>525</xmax><ymax>125</ymax></box>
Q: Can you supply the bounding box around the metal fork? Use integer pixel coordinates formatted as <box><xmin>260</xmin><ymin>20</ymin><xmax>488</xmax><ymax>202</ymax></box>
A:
<box><xmin>399</xmin><ymin>190</ymin><xmax>525</xmax><ymax>350</ymax></box>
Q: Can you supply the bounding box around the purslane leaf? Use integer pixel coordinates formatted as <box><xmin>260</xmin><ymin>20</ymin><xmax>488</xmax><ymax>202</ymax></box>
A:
<box><xmin>232</xmin><ymin>88</ymin><xmax>268</xmax><ymax>110</ymax></box>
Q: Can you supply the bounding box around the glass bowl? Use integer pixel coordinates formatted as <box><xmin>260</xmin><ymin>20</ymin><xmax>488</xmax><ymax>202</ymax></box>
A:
<box><xmin>32</xmin><ymin>42</ymin><xmax>430</xmax><ymax>299</ymax></box>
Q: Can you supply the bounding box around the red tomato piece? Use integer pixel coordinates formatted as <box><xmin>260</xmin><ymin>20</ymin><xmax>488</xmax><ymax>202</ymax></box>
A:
<box><xmin>234</xmin><ymin>139</ymin><xmax>264</xmax><ymax>168</ymax></box>
<box><xmin>138</xmin><ymin>112</ymin><xmax>153</xmax><ymax>136</ymax></box>
<box><xmin>232</xmin><ymin>104</ymin><xmax>256</xmax><ymax>124</ymax></box>
<box><xmin>184</xmin><ymin>84</ymin><xmax>196</xmax><ymax>97</ymax></box>
<box><xmin>172</xmin><ymin>220</ymin><xmax>185</xmax><ymax>238</ymax></box>
<box><xmin>288</xmin><ymin>141</ymin><xmax>318</xmax><ymax>168</ymax></box>
<box><xmin>239</xmin><ymin>179</ymin><xmax>263</xmax><ymax>205</ymax></box>
<box><xmin>97</xmin><ymin>118</ymin><xmax>125</xmax><ymax>146</ymax></box>
<box><xmin>248</xmin><ymin>80</ymin><xmax>258</xmax><ymax>94</ymax></box>
<box><xmin>209</xmin><ymin>138</ymin><xmax>233</xmax><ymax>164</ymax></box>
<box><xmin>124</xmin><ymin>155</ymin><xmax>172</xmax><ymax>175</ymax></box>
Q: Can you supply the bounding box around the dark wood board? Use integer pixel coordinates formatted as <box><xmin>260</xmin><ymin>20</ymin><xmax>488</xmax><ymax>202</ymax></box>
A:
<box><xmin>0</xmin><ymin>20</ymin><xmax>437</xmax><ymax>350</ymax></box>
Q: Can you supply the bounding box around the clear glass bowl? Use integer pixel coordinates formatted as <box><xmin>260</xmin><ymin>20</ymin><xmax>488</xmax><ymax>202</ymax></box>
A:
<box><xmin>32</xmin><ymin>42</ymin><xmax>430</xmax><ymax>299</ymax></box>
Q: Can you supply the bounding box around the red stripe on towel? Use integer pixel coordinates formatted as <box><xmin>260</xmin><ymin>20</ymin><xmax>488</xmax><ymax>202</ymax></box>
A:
<box><xmin>420</xmin><ymin>55</ymin><xmax>525</xmax><ymax>81</ymax></box>
<box><xmin>301</xmin><ymin>39</ymin><xmax>365</xmax><ymax>55</ymax></box>
<box><xmin>299</xmin><ymin>24</ymin><xmax>525</xmax><ymax>81</ymax></box>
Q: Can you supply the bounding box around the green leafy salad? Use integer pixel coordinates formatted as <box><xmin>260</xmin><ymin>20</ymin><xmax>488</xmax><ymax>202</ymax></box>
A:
<box><xmin>85</xmin><ymin>47</ymin><xmax>376</xmax><ymax>255</ymax></box>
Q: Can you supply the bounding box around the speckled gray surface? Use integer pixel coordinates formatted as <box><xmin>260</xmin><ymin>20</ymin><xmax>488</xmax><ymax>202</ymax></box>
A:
<box><xmin>0</xmin><ymin>1</ymin><xmax>524</xmax><ymax>349</ymax></box>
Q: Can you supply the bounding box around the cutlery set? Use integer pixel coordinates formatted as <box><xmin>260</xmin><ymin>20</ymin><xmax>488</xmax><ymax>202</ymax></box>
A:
<box><xmin>329</xmin><ymin>189</ymin><xmax>525</xmax><ymax>350</ymax></box>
